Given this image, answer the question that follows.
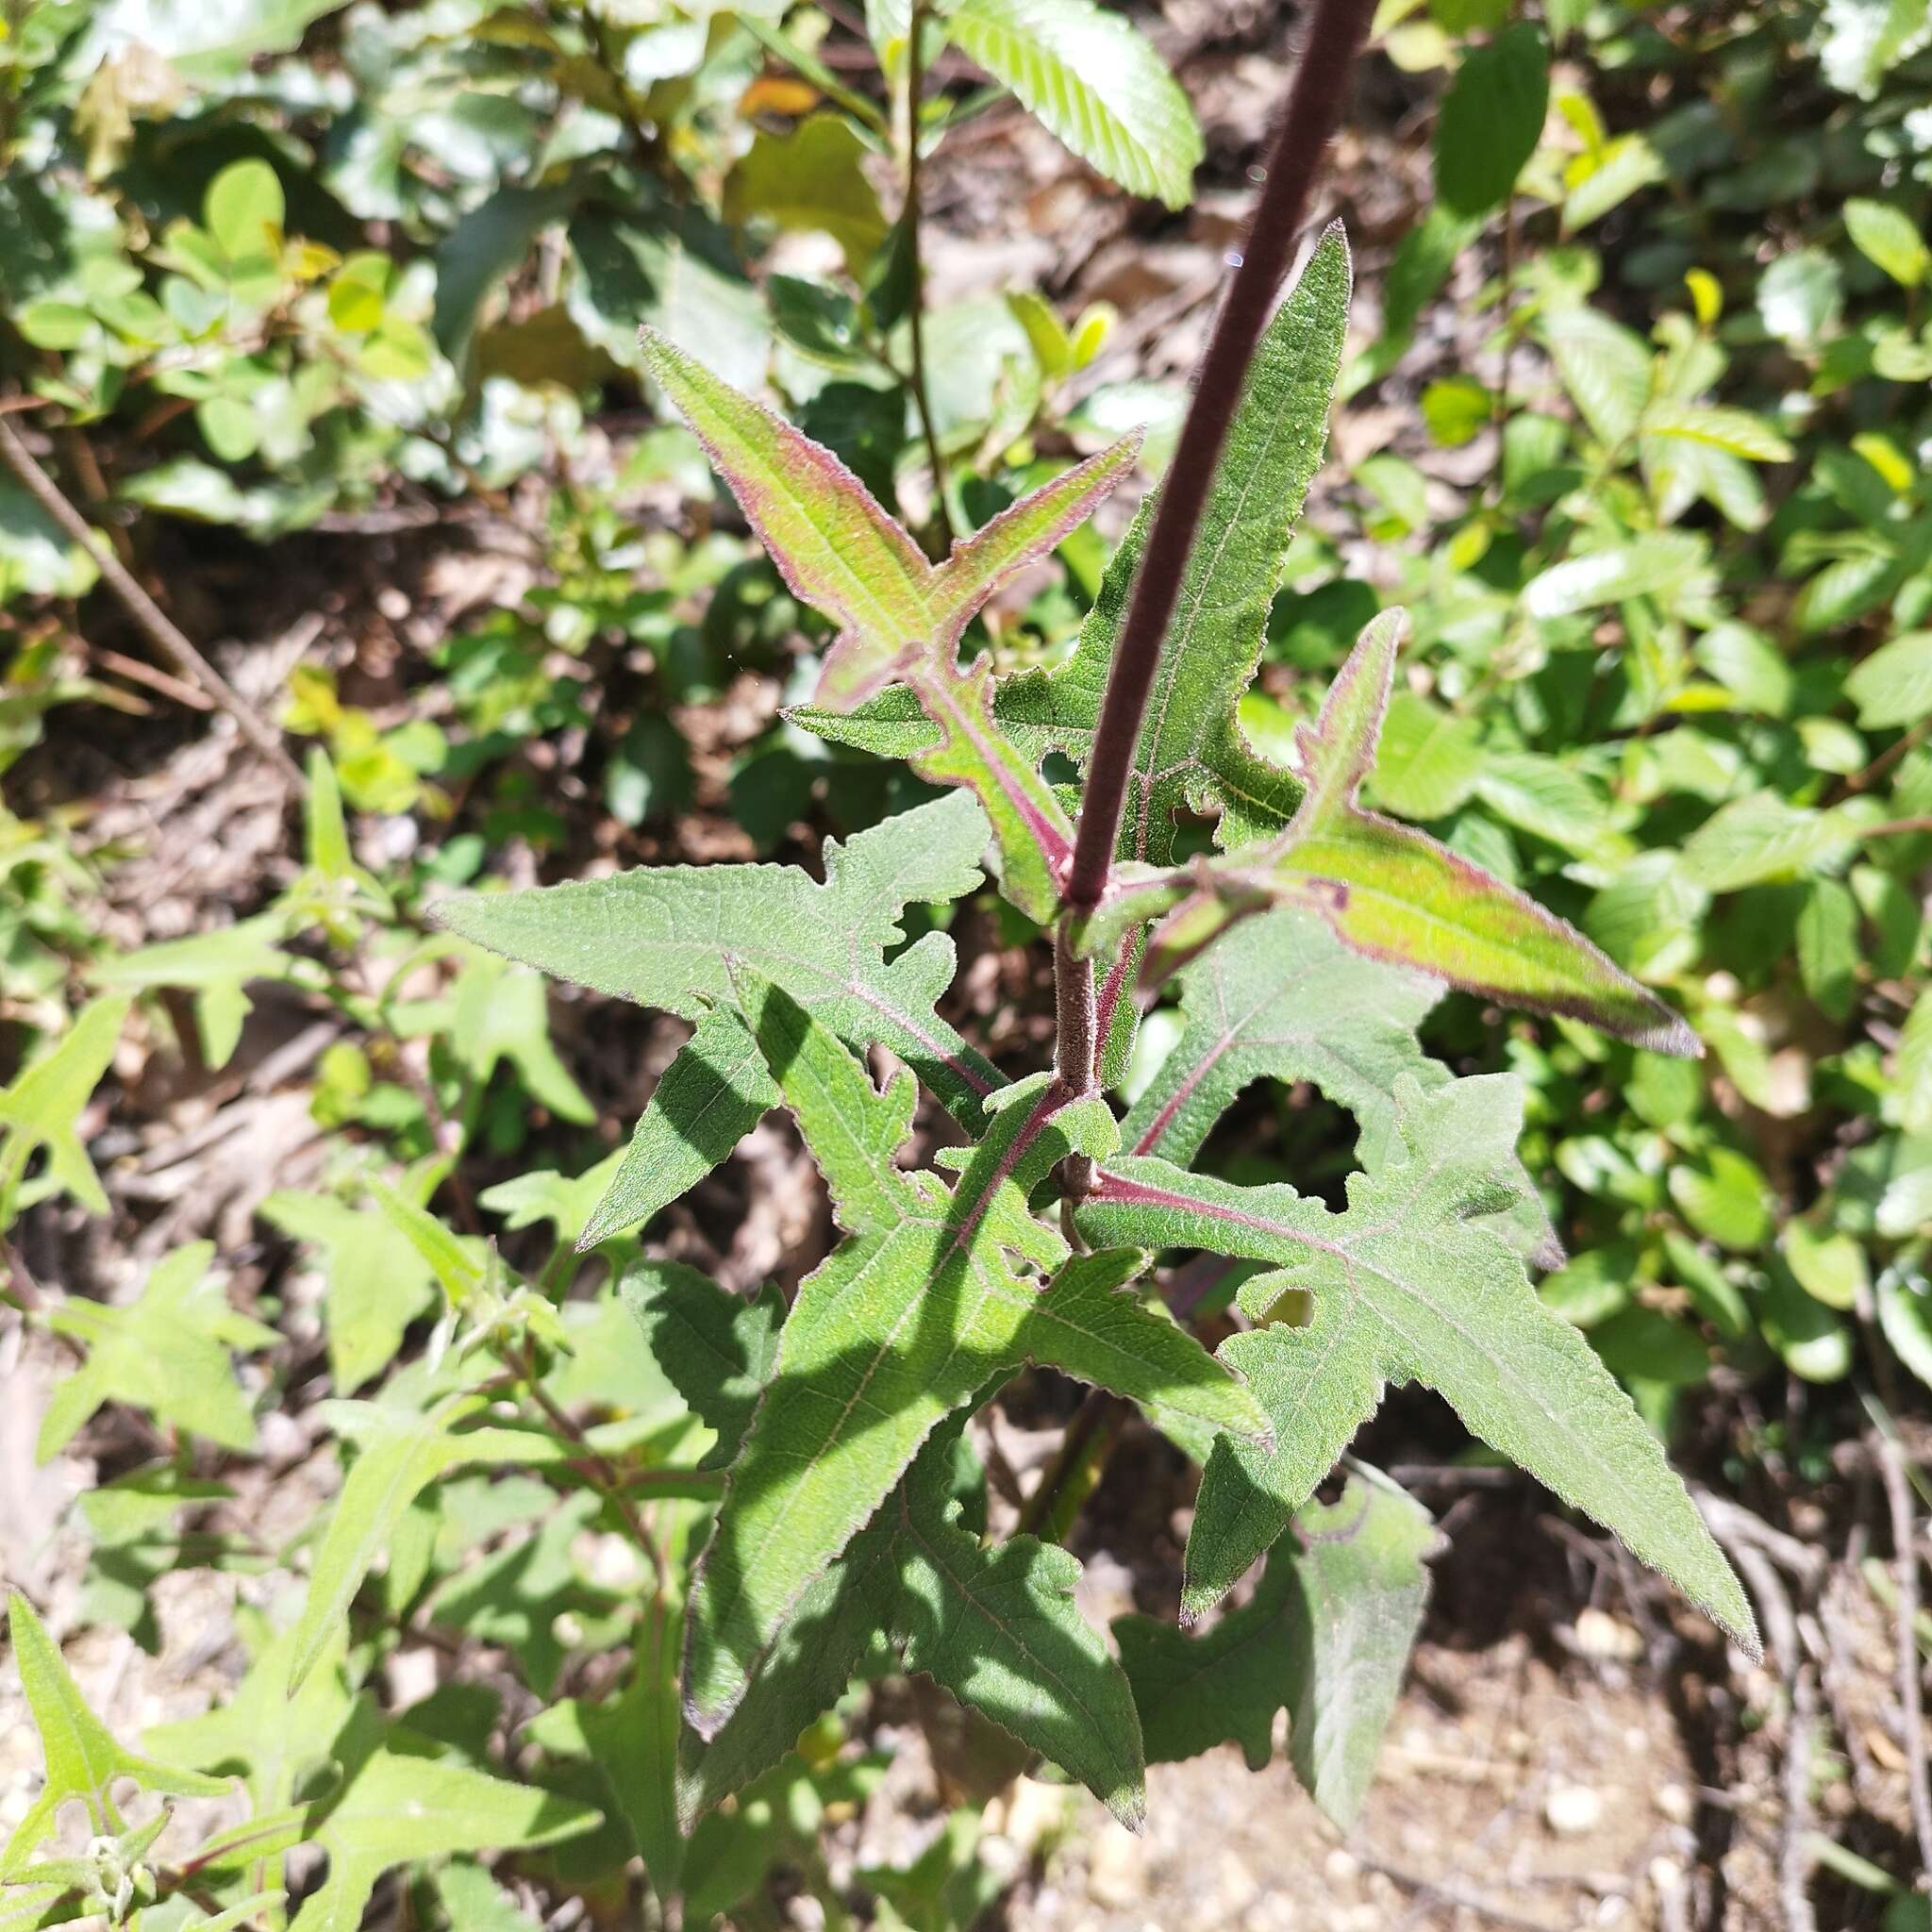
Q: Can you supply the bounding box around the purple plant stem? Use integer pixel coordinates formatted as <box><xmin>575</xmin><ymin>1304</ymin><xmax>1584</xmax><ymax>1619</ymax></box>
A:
<box><xmin>1062</xmin><ymin>0</ymin><xmax>1377</xmax><ymax>912</ymax></box>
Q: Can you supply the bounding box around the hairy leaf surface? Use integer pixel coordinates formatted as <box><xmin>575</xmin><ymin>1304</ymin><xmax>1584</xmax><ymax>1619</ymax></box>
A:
<box><xmin>1079</xmin><ymin>1076</ymin><xmax>1757</xmax><ymax>1649</ymax></box>
<box><xmin>682</xmin><ymin>1415</ymin><xmax>1146</xmax><ymax>1829</ymax></box>
<box><xmin>1119</xmin><ymin>905</ymin><xmax>1559</xmax><ymax>1266</ymax></box>
<box><xmin>433</xmin><ymin>791</ymin><xmax>1001</xmax><ymax>1125</ymax></box>
<box><xmin>682</xmin><ymin>976</ymin><xmax>1266</xmax><ymax>1738</ymax></box>
<box><xmin>1159</xmin><ymin>612</ymin><xmax>1700</xmax><ymax>1053</ymax></box>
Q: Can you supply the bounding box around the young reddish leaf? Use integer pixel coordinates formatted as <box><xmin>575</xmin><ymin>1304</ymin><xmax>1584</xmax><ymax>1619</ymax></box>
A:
<box><xmin>1151</xmin><ymin>611</ymin><xmax>1702</xmax><ymax>1055</ymax></box>
<box><xmin>639</xmin><ymin>328</ymin><xmax>1139</xmax><ymax>920</ymax></box>
<box><xmin>639</xmin><ymin>330</ymin><xmax>932</xmax><ymax>705</ymax></box>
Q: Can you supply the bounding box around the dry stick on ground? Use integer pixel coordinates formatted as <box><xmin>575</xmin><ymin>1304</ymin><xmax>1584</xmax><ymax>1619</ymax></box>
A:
<box><xmin>1701</xmin><ymin>1503</ymin><xmax>1818</xmax><ymax>1932</ymax></box>
<box><xmin>0</xmin><ymin>414</ymin><xmax>306</xmax><ymax>791</ymax></box>
<box><xmin>1875</xmin><ymin>1424</ymin><xmax>1932</xmax><ymax>1886</ymax></box>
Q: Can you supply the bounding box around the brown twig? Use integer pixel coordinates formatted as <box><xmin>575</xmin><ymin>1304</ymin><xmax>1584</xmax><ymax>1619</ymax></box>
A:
<box><xmin>1876</xmin><ymin>1424</ymin><xmax>1932</xmax><ymax>1886</ymax></box>
<box><xmin>0</xmin><ymin>415</ymin><xmax>305</xmax><ymax>789</ymax></box>
<box><xmin>1063</xmin><ymin>0</ymin><xmax>1376</xmax><ymax>910</ymax></box>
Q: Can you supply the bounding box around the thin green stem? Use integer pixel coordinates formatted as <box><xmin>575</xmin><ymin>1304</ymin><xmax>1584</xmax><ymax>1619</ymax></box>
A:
<box><xmin>902</xmin><ymin>3</ymin><xmax>955</xmax><ymax>557</ymax></box>
<box><xmin>505</xmin><ymin>1336</ymin><xmax>672</xmax><ymax>1594</ymax></box>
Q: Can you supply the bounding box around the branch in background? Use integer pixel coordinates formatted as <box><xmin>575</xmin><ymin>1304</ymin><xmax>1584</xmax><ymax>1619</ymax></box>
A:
<box><xmin>0</xmin><ymin>414</ymin><xmax>306</xmax><ymax>791</ymax></box>
<box><xmin>902</xmin><ymin>2</ymin><xmax>956</xmax><ymax>557</ymax></box>
<box><xmin>1064</xmin><ymin>0</ymin><xmax>1377</xmax><ymax>909</ymax></box>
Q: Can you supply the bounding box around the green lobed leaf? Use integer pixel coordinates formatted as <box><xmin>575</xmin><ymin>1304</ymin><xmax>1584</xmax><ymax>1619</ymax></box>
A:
<box><xmin>144</xmin><ymin>1611</ymin><xmax>354</xmax><ymax>1816</ymax></box>
<box><xmin>38</xmin><ymin>1243</ymin><xmax>277</xmax><ymax>1463</ymax></box>
<box><xmin>1115</xmin><ymin>1470</ymin><xmax>1433</xmax><ymax>1825</ymax></box>
<box><xmin>639</xmin><ymin>330</ymin><xmax>1138</xmax><ymax>920</ymax></box>
<box><xmin>681</xmin><ymin>1414</ymin><xmax>1147</xmax><ymax>1830</ymax></box>
<box><xmin>259</xmin><ymin>1181</ymin><xmax>441</xmax><ymax>1393</ymax></box>
<box><xmin>2</xmin><ymin>1591</ymin><xmax>226</xmax><ymax>1876</ymax></box>
<box><xmin>432</xmin><ymin>790</ymin><xmax>1002</xmax><ymax>1127</ymax></box>
<box><xmin>1077</xmin><ymin>1074</ymin><xmax>1758</xmax><ymax>1654</ymax></box>
<box><xmin>799</xmin><ymin>225</ymin><xmax>1355</xmax><ymax>995</ymax></box>
<box><xmin>1161</xmin><ymin>613</ymin><xmax>1700</xmax><ymax>1054</ymax></box>
<box><xmin>0</xmin><ymin>995</ymin><xmax>130</xmax><ymax>1223</ymax></box>
<box><xmin>682</xmin><ymin>974</ymin><xmax>1267</xmax><ymax>1739</ymax></box>
<box><xmin>1118</xmin><ymin>905</ymin><xmax>1559</xmax><ymax>1266</ymax></box>
<box><xmin>290</xmin><ymin>1706</ymin><xmax>600</xmax><ymax>1932</ymax></box>
<box><xmin>940</xmin><ymin>0</ymin><xmax>1203</xmax><ymax>209</ymax></box>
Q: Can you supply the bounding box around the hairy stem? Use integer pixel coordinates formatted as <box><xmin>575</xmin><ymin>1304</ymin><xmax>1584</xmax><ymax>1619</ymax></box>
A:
<box><xmin>1063</xmin><ymin>0</ymin><xmax>1375</xmax><ymax>909</ymax></box>
<box><xmin>1052</xmin><ymin>924</ymin><xmax>1098</xmax><ymax>1094</ymax></box>
<box><xmin>902</xmin><ymin>4</ymin><xmax>955</xmax><ymax>556</ymax></box>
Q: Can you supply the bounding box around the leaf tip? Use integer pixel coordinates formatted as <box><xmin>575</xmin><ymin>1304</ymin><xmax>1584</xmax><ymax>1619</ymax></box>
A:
<box><xmin>1643</xmin><ymin>1010</ymin><xmax>1705</xmax><ymax>1059</ymax></box>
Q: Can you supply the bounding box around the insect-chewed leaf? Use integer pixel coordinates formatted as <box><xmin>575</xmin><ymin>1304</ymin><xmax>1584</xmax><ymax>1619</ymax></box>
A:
<box><xmin>1116</xmin><ymin>1470</ymin><xmax>1433</xmax><ymax>1827</ymax></box>
<box><xmin>640</xmin><ymin>329</ymin><xmax>1137</xmax><ymax>921</ymax></box>
<box><xmin>1078</xmin><ymin>1074</ymin><xmax>1758</xmax><ymax>1655</ymax></box>
<box><xmin>432</xmin><ymin>791</ymin><xmax>1001</xmax><ymax>1125</ymax></box>
<box><xmin>1161</xmin><ymin>612</ymin><xmax>1703</xmax><ymax>1056</ymax></box>
<box><xmin>681</xmin><ymin>1417</ymin><xmax>1147</xmax><ymax>1831</ymax></box>
<box><xmin>681</xmin><ymin>989</ymin><xmax>1267</xmax><ymax>1739</ymax></box>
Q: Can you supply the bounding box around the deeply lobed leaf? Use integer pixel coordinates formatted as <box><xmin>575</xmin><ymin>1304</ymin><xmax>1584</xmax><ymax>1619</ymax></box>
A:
<box><xmin>680</xmin><ymin>978</ymin><xmax>1268</xmax><ymax>1739</ymax></box>
<box><xmin>1078</xmin><ymin>1075</ymin><xmax>1757</xmax><ymax>1651</ymax></box>
<box><xmin>639</xmin><ymin>328</ymin><xmax>1139</xmax><ymax>921</ymax></box>
<box><xmin>433</xmin><ymin>790</ymin><xmax>1001</xmax><ymax>1140</ymax></box>
<box><xmin>1153</xmin><ymin>610</ymin><xmax>1703</xmax><ymax>1054</ymax></box>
